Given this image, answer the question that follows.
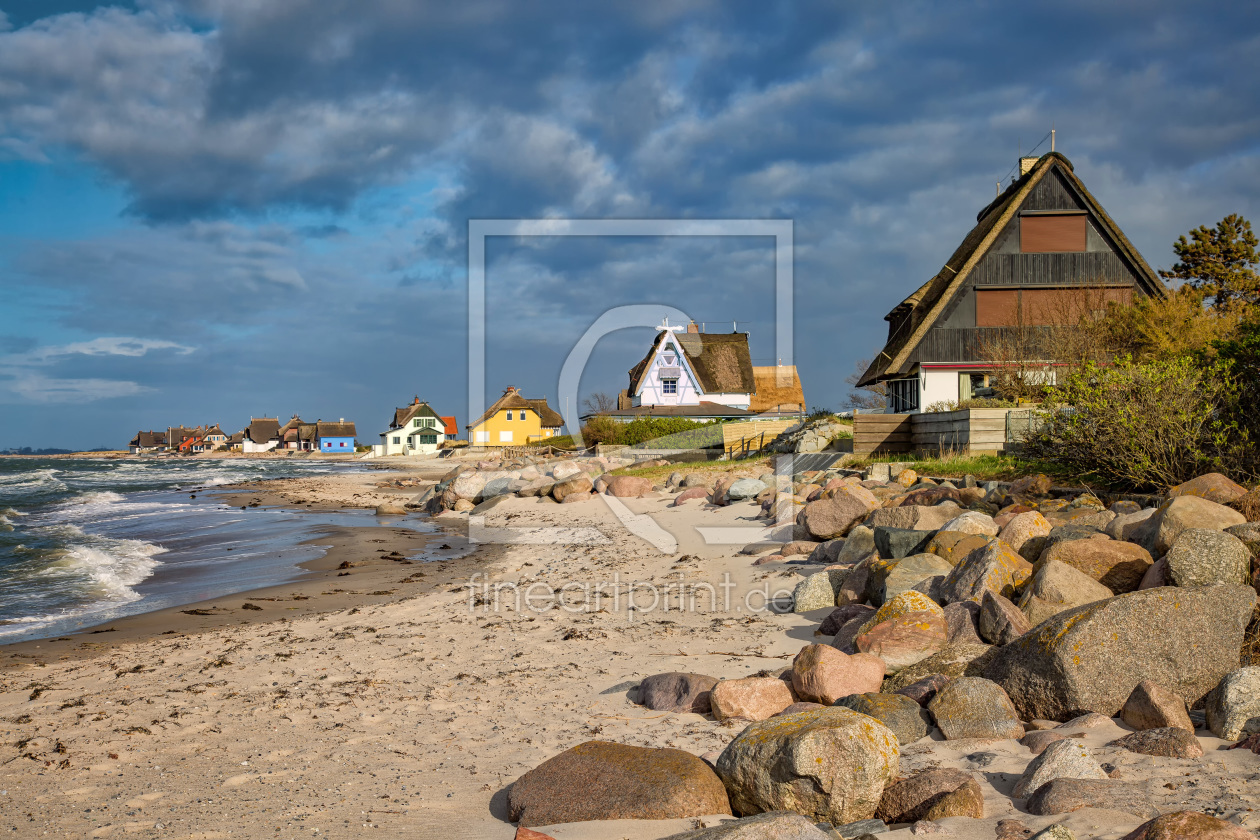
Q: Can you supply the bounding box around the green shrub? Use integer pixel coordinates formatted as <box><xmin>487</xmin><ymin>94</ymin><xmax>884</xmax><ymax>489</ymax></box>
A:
<box><xmin>1023</xmin><ymin>357</ymin><xmax>1240</xmax><ymax>489</ymax></box>
<box><xmin>578</xmin><ymin>416</ymin><xmax>726</xmax><ymax>449</ymax></box>
<box><xmin>924</xmin><ymin>398</ymin><xmax>1019</xmax><ymax>413</ymax></box>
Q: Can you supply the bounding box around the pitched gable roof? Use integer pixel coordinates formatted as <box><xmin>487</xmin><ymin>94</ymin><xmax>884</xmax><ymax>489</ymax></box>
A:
<box><xmin>392</xmin><ymin>399</ymin><xmax>443</xmax><ymax>428</ymax></box>
<box><xmin>526</xmin><ymin>399</ymin><xmax>564</xmax><ymax>428</ymax></box>
<box><xmin>468</xmin><ymin>387</ymin><xmax>561</xmax><ymax>429</ymax></box>
<box><xmin>440</xmin><ymin>416</ymin><xmax>458</xmax><ymax>436</ymax></box>
<box><xmin>245</xmin><ymin>417</ymin><xmax>281</xmax><ymax>443</ymax></box>
<box><xmin>628</xmin><ymin>331</ymin><xmax>756</xmax><ymax>395</ymax></box>
<box><xmin>858</xmin><ymin>152</ymin><xmax>1166</xmax><ymax>386</ymax></box>
<box><xmin>316</xmin><ymin>421</ymin><xmax>356</xmax><ymax>438</ymax></box>
<box><xmin>750</xmin><ymin>365</ymin><xmax>805</xmax><ymax>413</ymax></box>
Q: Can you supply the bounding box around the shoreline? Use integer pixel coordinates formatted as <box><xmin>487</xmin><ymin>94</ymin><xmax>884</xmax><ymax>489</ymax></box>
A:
<box><xmin>0</xmin><ymin>459</ymin><xmax>467</xmax><ymax>669</ymax></box>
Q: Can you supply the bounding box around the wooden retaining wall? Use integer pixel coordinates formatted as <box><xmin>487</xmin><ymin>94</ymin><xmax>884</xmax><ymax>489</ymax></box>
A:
<box><xmin>853</xmin><ymin>408</ymin><xmax>1021</xmax><ymax>456</ymax></box>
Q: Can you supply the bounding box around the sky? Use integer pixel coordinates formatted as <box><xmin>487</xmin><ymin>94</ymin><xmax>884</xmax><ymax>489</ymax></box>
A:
<box><xmin>1</xmin><ymin>1</ymin><xmax>1259</xmax><ymax>449</ymax></box>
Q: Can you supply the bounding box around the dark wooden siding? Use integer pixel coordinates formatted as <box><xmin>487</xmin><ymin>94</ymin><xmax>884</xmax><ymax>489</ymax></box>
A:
<box><xmin>971</xmin><ymin>251</ymin><xmax>1135</xmax><ymax>287</ymax></box>
<box><xmin>1021</xmin><ymin>170</ymin><xmax>1084</xmax><ymax>212</ymax></box>
<box><xmin>909</xmin><ymin>326</ymin><xmax>1054</xmax><ymax>364</ymax></box>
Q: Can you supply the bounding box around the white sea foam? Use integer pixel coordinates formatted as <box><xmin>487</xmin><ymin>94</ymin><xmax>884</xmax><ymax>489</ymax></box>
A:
<box><xmin>67</xmin><ymin>491</ymin><xmax>127</xmax><ymax>506</ymax></box>
<box><xmin>0</xmin><ymin>517</ymin><xmax>11</xmax><ymax>532</ymax></box>
<box><xmin>42</xmin><ymin>539</ymin><xmax>166</xmax><ymax>602</ymax></box>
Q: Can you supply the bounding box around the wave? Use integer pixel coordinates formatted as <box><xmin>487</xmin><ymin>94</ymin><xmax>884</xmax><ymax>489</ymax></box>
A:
<box><xmin>65</xmin><ymin>491</ymin><xmax>126</xmax><ymax>506</ymax></box>
<box><xmin>41</xmin><ymin>539</ymin><xmax>166</xmax><ymax>602</ymax></box>
<box><xmin>0</xmin><ymin>516</ymin><xmax>11</xmax><ymax>532</ymax></box>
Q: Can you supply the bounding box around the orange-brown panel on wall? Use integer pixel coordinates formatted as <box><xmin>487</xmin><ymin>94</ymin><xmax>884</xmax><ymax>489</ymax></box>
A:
<box><xmin>1021</xmin><ymin>214</ymin><xmax>1087</xmax><ymax>252</ymax></box>
<box><xmin>976</xmin><ymin>287</ymin><xmax>1134</xmax><ymax>326</ymax></box>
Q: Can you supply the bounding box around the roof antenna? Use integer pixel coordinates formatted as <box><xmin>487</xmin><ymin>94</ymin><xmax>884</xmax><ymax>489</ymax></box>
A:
<box><xmin>1051</xmin><ymin>125</ymin><xmax>1056</xmax><ymax>152</ymax></box>
<box><xmin>732</xmin><ymin>320</ymin><xmax>737</xmax><ymax>332</ymax></box>
<box><xmin>996</xmin><ymin>181</ymin><xmax>1000</xmax><ymax>197</ymax></box>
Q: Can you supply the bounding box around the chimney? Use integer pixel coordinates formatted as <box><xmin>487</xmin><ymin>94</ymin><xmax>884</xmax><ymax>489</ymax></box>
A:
<box><xmin>339</xmin><ymin>418</ymin><xmax>344</xmax><ymax>423</ymax></box>
<box><xmin>687</xmin><ymin>321</ymin><xmax>699</xmax><ymax>334</ymax></box>
<box><xmin>1019</xmin><ymin>155</ymin><xmax>1040</xmax><ymax>177</ymax></box>
<box><xmin>413</xmin><ymin>396</ymin><xmax>419</xmax><ymax>405</ymax></box>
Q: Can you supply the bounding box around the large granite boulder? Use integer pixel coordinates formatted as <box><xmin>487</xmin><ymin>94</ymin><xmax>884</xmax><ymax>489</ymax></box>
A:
<box><xmin>985</xmin><ymin>585</ymin><xmax>1256</xmax><ymax>721</ymax></box>
<box><xmin>792</xmin><ymin>569</ymin><xmax>846</xmax><ymax>613</ymax></box>
<box><xmin>834</xmin><ymin>692</ymin><xmax>931</xmax><ymax>745</ymax></box>
<box><xmin>604</xmin><ymin>475</ymin><xmax>654</xmax><ymax>498</ymax></box>
<box><xmin>879</xmin><ymin>553</ymin><xmax>954</xmax><ymax>604</ymax></box>
<box><xmin>927</xmin><ymin>676</ymin><xmax>1024</xmax><ymax>740</ymax></box>
<box><xmin>1144</xmin><ymin>496</ymin><xmax>1247</xmax><ymax>555</ymax></box>
<box><xmin>800</xmin><ymin>490</ymin><xmax>878</xmax><ymax>540</ymax></box>
<box><xmin>874</xmin><ymin>527</ymin><xmax>935</xmax><ymax>560</ymax></box>
<box><xmin>551</xmin><ymin>475</ymin><xmax>594</xmax><ymax>502</ymax></box>
<box><xmin>926</xmin><ymin>531</ymin><xmax>992</xmax><ymax>565</ymax></box>
<box><xmin>791</xmin><ymin>645</ymin><xmax>886</xmax><ymax>704</ymax></box>
<box><xmin>884</xmin><ymin>643</ymin><xmax>994</xmax><ymax>692</ymax></box>
<box><xmin>1168</xmin><ymin>473</ymin><xmax>1249</xmax><ymax>505</ymax></box>
<box><xmin>874</xmin><ymin>768</ymin><xmax>983</xmax><ymax>823</ymax></box>
<box><xmin>979</xmin><ymin>590</ymin><xmax>1031</xmax><ymax>646</ymax></box>
<box><xmin>639</xmin><ymin>672</ymin><xmax>720</xmax><ymax>714</ymax></box>
<box><xmin>834</xmin><ymin>526</ymin><xmax>878</xmax><ymax>565</ymax></box>
<box><xmin>715</xmin><ymin>707</ymin><xmax>899</xmax><ymax>825</ymax></box>
<box><xmin>507</xmin><ymin>740</ymin><xmax>731</xmax><ymax>826</ymax></box>
<box><xmin>1025</xmin><ymin>778</ymin><xmax>1157</xmax><ymax>818</ymax></box>
<box><xmin>1164</xmin><ymin>529</ymin><xmax>1251</xmax><ymax>587</ymax></box>
<box><xmin>999</xmin><ymin>511</ymin><xmax>1054</xmax><ymax>554</ymax></box>
<box><xmin>940</xmin><ymin>539</ymin><xmax>1033</xmax><ymax>604</ymax></box>
<box><xmin>1108</xmin><ymin>728</ymin><xmax>1204</xmax><ymax>759</ymax></box>
<box><xmin>710</xmin><ymin>677</ymin><xmax>794</xmax><ymax>722</ymax></box>
<box><xmin>855</xmin><ymin>610</ymin><xmax>948</xmax><ymax>674</ymax></box>
<box><xmin>1205</xmin><ymin>667</ymin><xmax>1260</xmax><ymax>741</ymax></box>
<box><xmin>1017</xmin><ymin>559</ymin><xmax>1114</xmax><ymax>626</ymax></box>
<box><xmin>1036</xmin><ymin>539</ymin><xmax>1153</xmax><ymax>594</ymax></box>
<box><xmin>866</xmin><ymin>503</ymin><xmax>963</xmax><ymax>532</ymax></box>
<box><xmin>940</xmin><ymin>511</ymin><xmax>1000</xmax><ymax>536</ymax></box>
<box><xmin>1105</xmin><ymin>508</ymin><xmax>1158</xmax><ymax>541</ymax></box>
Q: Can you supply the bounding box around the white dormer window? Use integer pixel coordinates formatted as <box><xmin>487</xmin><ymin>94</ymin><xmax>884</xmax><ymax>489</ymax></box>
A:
<box><xmin>662</xmin><ymin>379</ymin><xmax>678</xmax><ymax>395</ymax></box>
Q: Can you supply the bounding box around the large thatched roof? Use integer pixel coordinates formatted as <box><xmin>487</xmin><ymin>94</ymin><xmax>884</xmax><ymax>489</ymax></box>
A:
<box><xmin>628</xmin><ymin>330</ymin><xmax>756</xmax><ymax>396</ymax></box>
<box><xmin>750</xmin><ymin>365</ymin><xmax>805</xmax><ymax>413</ymax></box>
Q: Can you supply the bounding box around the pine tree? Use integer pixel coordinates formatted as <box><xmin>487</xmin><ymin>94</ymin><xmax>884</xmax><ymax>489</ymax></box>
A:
<box><xmin>1159</xmin><ymin>214</ymin><xmax>1260</xmax><ymax>310</ymax></box>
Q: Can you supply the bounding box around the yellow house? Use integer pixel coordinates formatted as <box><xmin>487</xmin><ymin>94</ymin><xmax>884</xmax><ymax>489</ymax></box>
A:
<box><xmin>468</xmin><ymin>386</ymin><xmax>564</xmax><ymax>447</ymax></box>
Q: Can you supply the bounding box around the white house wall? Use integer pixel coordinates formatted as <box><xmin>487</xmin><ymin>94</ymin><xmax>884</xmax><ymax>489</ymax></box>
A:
<box><xmin>921</xmin><ymin>368</ymin><xmax>961</xmax><ymax>411</ymax></box>
<box><xmin>634</xmin><ymin>333</ymin><xmax>750</xmax><ymax>409</ymax></box>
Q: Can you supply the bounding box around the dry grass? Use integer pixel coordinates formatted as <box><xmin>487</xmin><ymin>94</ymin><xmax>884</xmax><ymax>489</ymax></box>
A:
<box><xmin>1228</xmin><ymin>489</ymin><xmax>1260</xmax><ymax>522</ymax></box>
<box><xmin>1243</xmin><ymin>603</ymin><xmax>1260</xmax><ymax>666</ymax></box>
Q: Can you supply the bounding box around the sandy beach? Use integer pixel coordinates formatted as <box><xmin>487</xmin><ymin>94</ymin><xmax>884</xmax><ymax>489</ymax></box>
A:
<box><xmin>3</xmin><ymin>457</ymin><xmax>1259</xmax><ymax>840</ymax></box>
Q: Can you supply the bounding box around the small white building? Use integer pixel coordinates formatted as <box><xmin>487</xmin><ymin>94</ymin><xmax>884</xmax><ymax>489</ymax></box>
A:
<box><xmin>242</xmin><ymin>417</ymin><xmax>281</xmax><ymax>453</ymax></box>
<box><xmin>381</xmin><ymin>398</ymin><xmax>447</xmax><ymax>455</ymax></box>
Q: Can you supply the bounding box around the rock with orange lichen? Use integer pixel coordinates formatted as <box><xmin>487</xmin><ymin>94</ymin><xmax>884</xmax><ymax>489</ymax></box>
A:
<box><xmin>940</xmin><ymin>539</ymin><xmax>1033</xmax><ymax>604</ymax></box>
<box><xmin>791</xmin><ymin>644</ymin><xmax>886</xmax><ymax>704</ymax></box>
<box><xmin>985</xmin><ymin>585</ymin><xmax>1255</xmax><ymax>721</ymax></box>
<box><xmin>715</xmin><ymin>707</ymin><xmax>900</xmax><ymax>825</ymax></box>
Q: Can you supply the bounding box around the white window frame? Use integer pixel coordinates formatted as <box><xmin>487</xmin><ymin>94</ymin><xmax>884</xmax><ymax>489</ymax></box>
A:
<box><xmin>499</xmin><ymin>430</ymin><xmax>513</xmax><ymax>442</ymax></box>
<box><xmin>475</xmin><ymin>431</ymin><xmax>489</xmax><ymax>443</ymax></box>
<box><xmin>662</xmin><ymin>378</ymin><xmax>678</xmax><ymax>395</ymax></box>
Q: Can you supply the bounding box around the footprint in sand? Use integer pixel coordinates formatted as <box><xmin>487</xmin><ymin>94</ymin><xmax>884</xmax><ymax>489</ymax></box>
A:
<box><xmin>124</xmin><ymin>791</ymin><xmax>166</xmax><ymax>808</ymax></box>
<box><xmin>221</xmin><ymin>772</ymin><xmax>258</xmax><ymax>787</ymax></box>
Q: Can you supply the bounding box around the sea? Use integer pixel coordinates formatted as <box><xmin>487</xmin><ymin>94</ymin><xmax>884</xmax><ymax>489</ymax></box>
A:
<box><xmin>0</xmin><ymin>457</ymin><xmax>433</xmax><ymax>643</ymax></box>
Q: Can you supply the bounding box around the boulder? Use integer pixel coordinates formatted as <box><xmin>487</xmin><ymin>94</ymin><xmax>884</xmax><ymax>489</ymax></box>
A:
<box><xmin>1205</xmin><ymin>667</ymin><xmax>1260</xmax><ymax>741</ymax></box>
<box><xmin>834</xmin><ymin>692</ymin><xmax>931</xmax><ymax>745</ymax></box>
<box><xmin>835</xmin><ymin>526</ymin><xmax>878</xmax><ymax>565</ymax></box>
<box><xmin>1120</xmin><ymin>812</ymin><xmax>1255</xmax><ymax>840</ymax></box>
<box><xmin>550</xmin><ymin>461</ymin><xmax>583</xmax><ymax>480</ymax></box>
<box><xmin>709</xmin><ymin>677</ymin><xmax>795</xmax><ymax>722</ymax></box>
<box><xmin>884</xmin><ymin>643</ymin><xmax>994</xmax><ymax>692</ymax></box>
<box><xmin>800</xmin><ymin>492</ymin><xmax>876</xmax><ymax>540</ymax></box>
<box><xmin>604</xmin><ymin>475</ymin><xmax>653</xmax><ymax>498</ymax></box>
<box><xmin>674</xmin><ymin>487</ymin><xmax>711</xmax><ymax>505</ymax></box>
<box><xmin>940</xmin><ymin>511</ymin><xmax>1000</xmax><ymax>537</ymax></box>
<box><xmin>999</xmin><ymin>512</ymin><xmax>1054</xmax><ymax>554</ymax></box>
<box><xmin>1017</xmin><ymin>560</ymin><xmax>1114</xmax><ymax>626</ymax></box>
<box><xmin>895</xmin><ymin>673</ymin><xmax>951</xmax><ymax>707</ymax></box>
<box><xmin>714</xmin><ymin>707</ymin><xmax>900</xmax><ymax>825</ymax></box>
<box><xmin>551</xmin><ymin>475</ymin><xmax>594</xmax><ymax>502</ymax></box>
<box><xmin>867</xmin><ymin>503</ymin><xmax>963</xmax><ymax>533</ymax></box>
<box><xmin>1108</xmin><ymin>728</ymin><xmax>1203</xmax><ymax>759</ymax></box>
<box><xmin>985</xmin><ymin>586</ymin><xmax>1256</xmax><ymax>721</ymax></box>
<box><xmin>374</xmin><ymin>501</ymin><xmax>407</xmax><ymax>515</ymax></box>
<box><xmin>791</xmin><ymin>645</ymin><xmax>886</xmax><ymax>704</ymax></box>
<box><xmin>657</xmin><ymin>811</ymin><xmax>833</xmax><ymax>840</ymax></box>
<box><xmin>1105</xmin><ymin>508</ymin><xmax>1158</xmax><ymax>541</ymax></box>
<box><xmin>925</xmin><ymin>531</ymin><xmax>992</xmax><ymax>566</ymax></box>
<box><xmin>1025</xmin><ymin>778</ymin><xmax>1157</xmax><ymax>818</ymax></box>
<box><xmin>507</xmin><ymin>740</ymin><xmax>731</xmax><ymax>827</ymax></box>
<box><xmin>1227</xmin><ymin>522</ymin><xmax>1260</xmax><ymax>559</ymax></box>
<box><xmin>451</xmin><ymin>471</ymin><xmax>488</xmax><ymax>500</ymax></box>
<box><xmin>874</xmin><ymin>527</ymin><xmax>935</xmax><ymax>560</ymax></box>
<box><xmin>836</xmin><ymin>561</ymin><xmax>873</xmax><ymax>607</ymax></box>
<box><xmin>927</xmin><ymin>677</ymin><xmax>1024</xmax><ymax>740</ymax></box>
<box><xmin>679</xmin><ymin>473</ymin><xmax>708</xmax><ymax>488</ymax></box>
<box><xmin>1013</xmin><ymin>739</ymin><xmax>1106</xmax><ymax>798</ymax></box>
<box><xmin>639</xmin><ymin>673</ymin><xmax>720</xmax><ymax>714</ymax></box>
<box><xmin>1165</xmin><ymin>529</ymin><xmax>1251</xmax><ymax>587</ymax></box>
<box><xmin>1021</xmin><ymin>731</ymin><xmax>1069</xmax><ymax>755</ymax></box>
<box><xmin>855</xmin><ymin>611</ymin><xmax>948</xmax><ymax>674</ymax></box>
<box><xmin>727</xmin><ymin>478</ymin><xmax>768</xmax><ymax>501</ymax></box>
<box><xmin>1169</xmin><ymin>473</ymin><xmax>1249</xmax><ymax>505</ymax></box>
<box><xmin>1030</xmin><ymin>826</ymin><xmax>1075</xmax><ymax>840</ymax></box>
<box><xmin>875</xmin><ymin>768</ymin><xmax>984</xmax><ymax>823</ymax></box>
<box><xmin>902</xmin><ymin>487</ymin><xmax>962</xmax><ymax>507</ymax></box>
<box><xmin>861</xmin><ymin>589</ymin><xmax>946</xmax><ymax>630</ymax></box>
<box><xmin>943</xmin><ymin>601</ymin><xmax>984</xmax><ymax>645</ymax></box>
<box><xmin>979</xmin><ymin>590</ymin><xmax>1031</xmax><ymax>646</ymax></box>
<box><xmin>880</xmin><ymin>554</ymin><xmax>955</xmax><ymax>604</ymax></box>
<box><xmin>1147</xmin><ymin>496</ymin><xmax>1247</xmax><ymax>555</ymax></box>
<box><xmin>821</xmin><ymin>604</ymin><xmax>875</xmax><ymax>637</ymax></box>
<box><xmin>793</xmin><ymin>570</ymin><xmax>845</xmax><ymax>613</ymax></box>
<box><xmin>1010</xmin><ymin>474</ymin><xmax>1054</xmax><ymax>498</ymax></box>
<box><xmin>774</xmin><ymin>702</ymin><xmax>826</xmax><ymax>717</ymax></box>
<box><xmin>1037</xmin><ymin>539</ymin><xmax>1153</xmax><ymax>594</ymax></box>
<box><xmin>939</xmin><ymin>539</ymin><xmax>1033</xmax><ymax>604</ymax></box>
<box><xmin>452</xmin><ymin>498</ymin><xmax>476</xmax><ymax>512</ymax></box>
<box><xmin>1120</xmin><ymin>681</ymin><xmax>1194</xmax><ymax>732</ymax></box>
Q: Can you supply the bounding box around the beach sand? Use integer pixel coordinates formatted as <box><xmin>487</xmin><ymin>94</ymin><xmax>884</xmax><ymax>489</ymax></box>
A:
<box><xmin>3</xmin><ymin>461</ymin><xmax>1259</xmax><ymax>839</ymax></box>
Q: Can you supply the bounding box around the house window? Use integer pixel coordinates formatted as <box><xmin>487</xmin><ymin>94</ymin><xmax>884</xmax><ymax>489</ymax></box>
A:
<box><xmin>499</xmin><ymin>431</ymin><xmax>513</xmax><ymax>442</ymax></box>
<box><xmin>504</xmin><ymin>411</ymin><xmax>513</xmax><ymax>421</ymax></box>
<box><xmin>887</xmin><ymin>378</ymin><xmax>920</xmax><ymax>413</ymax></box>
<box><xmin>1020</xmin><ymin>214</ymin><xmax>1087</xmax><ymax>253</ymax></box>
<box><xmin>420</xmin><ymin>434</ymin><xmax>436</xmax><ymax>444</ymax></box>
<box><xmin>413</xmin><ymin>419</ymin><xmax>421</xmax><ymax>427</ymax></box>
<box><xmin>475</xmin><ymin>431</ymin><xmax>489</xmax><ymax>443</ymax></box>
<box><xmin>975</xmin><ymin>288</ymin><xmax>1133</xmax><ymax>327</ymax></box>
<box><xmin>662</xmin><ymin>379</ymin><xmax>678</xmax><ymax>395</ymax></box>
<box><xmin>393</xmin><ymin>436</ymin><xmax>401</xmax><ymax>445</ymax></box>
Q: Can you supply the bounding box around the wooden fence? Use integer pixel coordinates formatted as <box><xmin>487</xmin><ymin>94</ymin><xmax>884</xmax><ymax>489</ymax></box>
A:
<box><xmin>852</xmin><ymin>413</ymin><xmax>914</xmax><ymax>456</ymax></box>
<box><xmin>722</xmin><ymin>420</ymin><xmax>797</xmax><ymax>457</ymax></box>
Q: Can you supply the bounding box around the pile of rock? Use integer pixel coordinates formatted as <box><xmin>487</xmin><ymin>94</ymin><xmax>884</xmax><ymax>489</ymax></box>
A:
<box><xmin>766</xmin><ymin>416</ymin><xmax>853</xmax><ymax>454</ymax></box>
<box><xmin>505</xmin><ymin>470</ymin><xmax>1260</xmax><ymax>838</ymax></box>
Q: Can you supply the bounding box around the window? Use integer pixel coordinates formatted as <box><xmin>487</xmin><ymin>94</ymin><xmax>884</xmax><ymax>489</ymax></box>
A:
<box><xmin>392</xmin><ymin>436</ymin><xmax>401</xmax><ymax>444</ymax></box>
<box><xmin>499</xmin><ymin>430</ymin><xmax>513</xmax><ymax>442</ymax></box>
<box><xmin>887</xmin><ymin>377</ymin><xmax>920</xmax><ymax>413</ymax></box>
<box><xmin>976</xmin><ymin>288</ymin><xmax>1133</xmax><ymax>327</ymax></box>
<box><xmin>340</xmin><ymin>442</ymin><xmax>346</xmax><ymax>447</ymax></box>
<box><xmin>475</xmin><ymin>431</ymin><xmax>489</xmax><ymax>443</ymax></box>
<box><xmin>420</xmin><ymin>434</ymin><xmax>436</xmax><ymax>444</ymax></box>
<box><xmin>504</xmin><ymin>410</ymin><xmax>513</xmax><ymax>421</ymax></box>
<box><xmin>662</xmin><ymin>378</ymin><xmax>678</xmax><ymax>395</ymax></box>
<box><xmin>413</xmin><ymin>418</ymin><xmax>421</xmax><ymax>427</ymax></box>
<box><xmin>1020</xmin><ymin>214</ymin><xmax>1086</xmax><ymax>253</ymax></box>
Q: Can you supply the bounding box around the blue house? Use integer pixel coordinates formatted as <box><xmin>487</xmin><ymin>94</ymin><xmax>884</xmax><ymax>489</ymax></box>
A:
<box><xmin>316</xmin><ymin>420</ymin><xmax>357</xmax><ymax>452</ymax></box>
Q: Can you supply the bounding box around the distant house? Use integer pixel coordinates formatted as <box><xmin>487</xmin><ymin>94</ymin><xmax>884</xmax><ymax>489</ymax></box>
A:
<box><xmin>226</xmin><ymin>431</ymin><xmax>245</xmax><ymax>451</ymax></box>
<box><xmin>468</xmin><ymin>387</ymin><xmax>563</xmax><ymax>446</ymax></box>
<box><xmin>128</xmin><ymin>430</ymin><xmax>167</xmax><ymax>454</ymax></box>
<box><xmin>316</xmin><ymin>420</ymin><xmax>356</xmax><ymax>452</ymax></box>
<box><xmin>278</xmin><ymin>416</ymin><xmax>319</xmax><ymax>451</ymax></box>
<box><xmin>242</xmin><ymin>417</ymin><xmax>281</xmax><ymax>453</ymax></box>
<box><xmin>857</xmin><ymin>151</ymin><xmax>1166</xmax><ymax>413</ymax></box>
<box><xmin>166</xmin><ymin>426</ymin><xmax>198</xmax><ymax>452</ymax></box>
<box><xmin>201</xmin><ymin>425</ymin><xmax>228</xmax><ymax>450</ymax></box>
<box><xmin>381</xmin><ymin>398</ymin><xmax>448</xmax><ymax>455</ymax></box>
<box><xmin>587</xmin><ymin>320</ymin><xmax>805</xmax><ymax>423</ymax></box>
